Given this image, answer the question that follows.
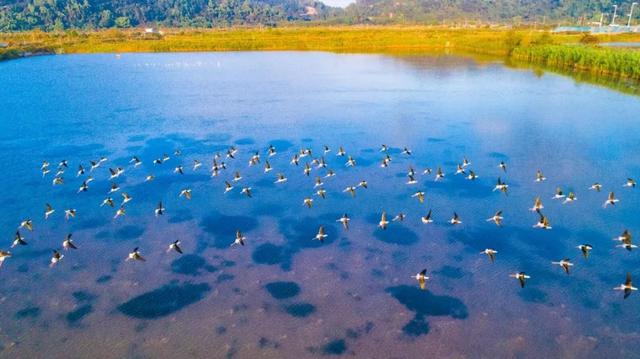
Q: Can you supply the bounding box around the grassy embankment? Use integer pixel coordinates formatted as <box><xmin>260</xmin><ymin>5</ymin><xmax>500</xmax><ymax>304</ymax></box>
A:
<box><xmin>1</xmin><ymin>27</ymin><xmax>640</xmax><ymax>90</ymax></box>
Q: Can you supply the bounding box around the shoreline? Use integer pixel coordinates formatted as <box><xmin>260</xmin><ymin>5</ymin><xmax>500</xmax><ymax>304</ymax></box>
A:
<box><xmin>1</xmin><ymin>27</ymin><xmax>640</xmax><ymax>94</ymax></box>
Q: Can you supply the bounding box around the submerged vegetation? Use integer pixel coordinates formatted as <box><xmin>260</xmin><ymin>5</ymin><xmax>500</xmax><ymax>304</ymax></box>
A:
<box><xmin>1</xmin><ymin>27</ymin><xmax>639</xmax><ymax>92</ymax></box>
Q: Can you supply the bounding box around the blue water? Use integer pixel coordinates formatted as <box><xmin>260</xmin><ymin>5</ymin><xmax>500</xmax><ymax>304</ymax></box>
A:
<box><xmin>0</xmin><ymin>52</ymin><xmax>639</xmax><ymax>358</ymax></box>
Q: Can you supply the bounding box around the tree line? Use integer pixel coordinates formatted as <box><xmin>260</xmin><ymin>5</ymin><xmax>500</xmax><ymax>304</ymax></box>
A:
<box><xmin>0</xmin><ymin>0</ymin><xmax>638</xmax><ymax>31</ymax></box>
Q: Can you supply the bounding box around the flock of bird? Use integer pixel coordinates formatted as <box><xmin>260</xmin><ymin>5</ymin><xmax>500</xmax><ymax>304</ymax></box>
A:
<box><xmin>2</xmin><ymin>143</ymin><xmax>638</xmax><ymax>299</ymax></box>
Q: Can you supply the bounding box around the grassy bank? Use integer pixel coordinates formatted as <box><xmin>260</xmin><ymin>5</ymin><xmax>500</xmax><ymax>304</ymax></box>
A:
<box><xmin>1</xmin><ymin>27</ymin><xmax>640</xmax><ymax>88</ymax></box>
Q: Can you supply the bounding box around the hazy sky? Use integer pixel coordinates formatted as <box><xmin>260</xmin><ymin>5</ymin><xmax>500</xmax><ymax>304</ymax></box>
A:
<box><xmin>322</xmin><ymin>0</ymin><xmax>355</xmax><ymax>8</ymax></box>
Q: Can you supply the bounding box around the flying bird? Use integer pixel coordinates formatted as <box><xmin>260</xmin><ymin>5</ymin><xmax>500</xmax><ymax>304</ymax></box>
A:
<box><xmin>510</xmin><ymin>272</ymin><xmax>530</xmax><ymax>288</ymax></box>
<box><xmin>50</xmin><ymin>250</ymin><xmax>64</xmax><ymax>267</ymax></box>
<box><xmin>63</xmin><ymin>234</ymin><xmax>77</xmax><ymax>250</ymax></box>
<box><xmin>167</xmin><ymin>240</ymin><xmax>183</xmax><ymax>254</ymax></box>
<box><xmin>552</xmin><ymin>258</ymin><xmax>573</xmax><ymax>274</ymax></box>
<box><xmin>486</xmin><ymin>210</ymin><xmax>503</xmax><ymax>226</ymax></box>
<box><xmin>577</xmin><ymin>244</ymin><xmax>593</xmax><ymax>259</ymax></box>
<box><xmin>378</xmin><ymin>212</ymin><xmax>389</xmax><ymax>230</ymax></box>
<box><xmin>413</xmin><ymin>269</ymin><xmax>429</xmax><ymax>290</ymax></box>
<box><xmin>481</xmin><ymin>249</ymin><xmax>498</xmax><ymax>263</ymax></box>
<box><xmin>12</xmin><ymin>231</ymin><xmax>27</xmax><ymax>248</ymax></box>
<box><xmin>614</xmin><ymin>273</ymin><xmax>637</xmax><ymax>299</ymax></box>
<box><xmin>421</xmin><ymin>209</ymin><xmax>433</xmax><ymax>224</ymax></box>
<box><xmin>603</xmin><ymin>192</ymin><xmax>619</xmax><ymax>208</ymax></box>
<box><xmin>127</xmin><ymin>247</ymin><xmax>145</xmax><ymax>261</ymax></box>
<box><xmin>155</xmin><ymin>202</ymin><xmax>165</xmax><ymax>216</ymax></box>
<box><xmin>45</xmin><ymin>203</ymin><xmax>55</xmax><ymax>219</ymax></box>
<box><xmin>231</xmin><ymin>230</ymin><xmax>246</xmax><ymax>247</ymax></box>
<box><xmin>314</xmin><ymin>226</ymin><xmax>328</xmax><ymax>242</ymax></box>
<box><xmin>337</xmin><ymin>214</ymin><xmax>350</xmax><ymax>230</ymax></box>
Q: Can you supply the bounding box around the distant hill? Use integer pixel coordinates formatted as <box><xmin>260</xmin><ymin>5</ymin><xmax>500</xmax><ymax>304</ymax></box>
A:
<box><xmin>0</xmin><ymin>0</ymin><xmax>638</xmax><ymax>31</ymax></box>
<box><xmin>340</xmin><ymin>0</ymin><xmax>639</xmax><ymax>25</ymax></box>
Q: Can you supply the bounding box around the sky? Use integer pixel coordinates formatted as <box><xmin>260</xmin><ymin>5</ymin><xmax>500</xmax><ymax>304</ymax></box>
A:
<box><xmin>321</xmin><ymin>0</ymin><xmax>354</xmax><ymax>8</ymax></box>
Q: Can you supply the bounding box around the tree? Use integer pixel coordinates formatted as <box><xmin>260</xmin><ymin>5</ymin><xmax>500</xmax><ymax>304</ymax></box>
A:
<box><xmin>114</xmin><ymin>16</ymin><xmax>131</xmax><ymax>28</ymax></box>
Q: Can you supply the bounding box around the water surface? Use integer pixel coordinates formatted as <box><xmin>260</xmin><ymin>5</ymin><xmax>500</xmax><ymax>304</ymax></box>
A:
<box><xmin>0</xmin><ymin>52</ymin><xmax>639</xmax><ymax>358</ymax></box>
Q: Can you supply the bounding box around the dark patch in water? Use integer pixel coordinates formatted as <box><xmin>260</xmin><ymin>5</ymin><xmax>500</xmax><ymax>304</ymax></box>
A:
<box><xmin>269</xmin><ymin>139</ymin><xmax>294</xmax><ymax>151</ymax></box>
<box><xmin>386</xmin><ymin>285</ymin><xmax>468</xmax><ymax>336</ymax></box>
<box><xmin>434</xmin><ymin>265</ymin><xmax>465</xmax><ymax>279</ymax></box>
<box><xmin>168</xmin><ymin>209</ymin><xmax>194</xmax><ymax>224</ymax></box>
<box><xmin>96</xmin><ymin>275</ymin><xmax>112</xmax><ymax>284</ymax></box>
<box><xmin>252</xmin><ymin>218</ymin><xmax>338</xmax><ymax>270</ymax></box>
<box><xmin>488</xmin><ymin>151</ymin><xmax>509</xmax><ymax>159</ymax></box>
<box><xmin>234</xmin><ymin>137</ymin><xmax>255</xmax><ymax>145</ymax></box>
<box><xmin>206</xmin><ymin>133</ymin><xmax>232</xmax><ymax>143</ymax></box>
<box><xmin>171</xmin><ymin>254</ymin><xmax>214</xmax><ymax>276</ymax></box>
<box><xmin>250</xmin><ymin>203</ymin><xmax>285</xmax><ymax>217</ymax></box>
<box><xmin>252</xmin><ymin>243</ymin><xmax>286</xmax><ymax>266</ymax></box>
<box><xmin>346</xmin><ymin>321</ymin><xmax>375</xmax><ymax>339</ymax></box>
<box><xmin>321</xmin><ymin>339</ymin><xmax>347</xmax><ymax>355</ymax></box>
<box><xmin>403</xmin><ymin>318</ymin><xmax>430</xmax><ymax>336</ymax></box>
<box><xmin>128</xmin><ymin>134</ymin><xmax>147</xmax><ymax>142</ymax></box>
<box><xmin>265</xmin><ymin>281</ymin><xmax>300</xmax><ymax>300</ymax></box>
<box><xmin>284</xmin><ymin>303</ymin><xmax>315</xmax><ymax>317</ymax></box>
<box><xmin>221</xmin><ymin>260</ymin><xmax>235</xmax><ymax>268</ymax></box>
<box><xmin>429</xmin><ymin>176</ymin><xmax>495</xmax><ymax>199</ymax></box>
<box><xmin>216</xmin><ymin>326</ymin><xmax>227</xmax><ymax>335</ymax></box>
<box><xmin>216</xmin><ymin>273</ymin><xmax>235</xmax><ymax>283</ymax></box>
<box><xmin>66</xmin><ymin>305</ymin><xmax>93</xmax><ymax>326</ymax></box>
<box><xmin>17</xmin><ymin>264</ymin><xmax>29</xmax><ymax>273</ymax></box>
<box><xmin>95</xmin><ymin>231</ymin><xmax>110</xmax><ymax>240</ymax></box>
<box><xmin>19</xmin><ymin>248</ymin><xmax>52</xmax><ymax>260</ymax></box>
<box><xmin>258</xmin><ymin>337</ymin><xmax>280</xmax><ymax>349</ymax></box>
<box><xmin>15</xmin><ymin>306</ymin><xmax>40</xmax><ymax>319</ymax></box>
<box><xmin>427</xmin><ymin>137</ymin><xmax>445</xmax><ymax>143</ymax></box>
<box><xmin>117</xmin><ymin>282</ymin><xmax>211</xmax><ymax>319</ymax></box>
<box><xmin>72</xmin><ymin>291</ymin><xmax>97</xmax><ymax>303</ymax></box>
<box><xmin>373</xmin><ymin>225</ymin><xmax>419</xmax><ymax>246</ymax></box>
<box><xmin>200</xmin><ymin>213</ymin><xmax>259</xmax><ymax>249</ymax></box>
<box><xmin>518</xmin><ymin>287</ymin><xmax>549</xmax><ymax>304</ymax></box>
<box><xmin>73</xmin><ymin>217</ymin><xmax>105</xmax><ymax>230</ymax></box>
<box><xmin>113</xmin><ymin>225</ymin><xmax>145</xmax><ymax>241</ymax></box>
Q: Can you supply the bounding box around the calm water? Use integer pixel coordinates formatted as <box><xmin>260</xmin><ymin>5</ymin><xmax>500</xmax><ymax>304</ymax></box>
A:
<box><xmin>0</xmin><ymin>52</ymin><xmax>639</xmax><ymax>359</ymax></box>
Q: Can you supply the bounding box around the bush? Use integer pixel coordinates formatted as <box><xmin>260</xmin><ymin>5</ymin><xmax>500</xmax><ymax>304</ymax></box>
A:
<box><xmin>580</xmin><ymin>34</ymin><xmax>599</xmax><ymax>44</ymax></box>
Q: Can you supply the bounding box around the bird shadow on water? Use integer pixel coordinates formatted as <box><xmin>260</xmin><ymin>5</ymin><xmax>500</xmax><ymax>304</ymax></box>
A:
<box><xmin>198</xmin><ymin>212</ymin><xmax>259</xmax><ymax>250</ymax></box>
<box><xmin>386</xmin><ymin>285</ymin><xmax>468</xmax><ymax>337</ymax></box>
<box><xmin>170</xmin><ymin>254</ymin><xmax>218</xmax><ymax>276</ymax></box>
<box><xmin>368</xmin><ymin>218</ymin><xmax>420</xmax><ymax>246</ymax></box>
<box><xmin>117</xmin><ymin>281</ymin><xmax>211</xmax><ymax>319</ymax></box>
<box><xmin>251</xmin><ymin>218</ymin><xmax>338</xmax><ymax>271</ymax></box>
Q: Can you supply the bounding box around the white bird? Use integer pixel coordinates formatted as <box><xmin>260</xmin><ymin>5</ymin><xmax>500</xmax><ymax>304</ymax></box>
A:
<box><xmin>378</xmin><ymin>212</ymin><xmax>389</xmax><ymax>229</ymax></box>
<box><xmin>614</xmin><ymin>273</ymin><xmax>637</xmax><ymax>299</ymax></box>
<box><xmin>413</xmin><ymin>269</ymin><xmax>429</xmax><ymax>290</ymax></box>
<box><xmin>127</xmin><ymin>247</ymin><xmax>145</xmax><ymax>261</ymax></box>
<box><xmin>481</xmin><ymin>249</ymin><xmax>498</xmax><ymax>263</ymax></box>
<box><xmin>510</xmin><ymin>272</ymin><xmax>530</xmax><ymax>288</ymax></box>
<box><xmin>50</xmin><ymin>250</ymin><xmax>64</xmax><ymax>267</ymax></box>
<box><xmin>603</xmin><ymin>192</ymin><xmax>619</xmax><ymax>208</ymax></box>
<box><xmin>231</xmin><ymin>230</ymin><xmax>246</xmax><ymax>247</ymax></box>
<box><xmin>167</xmin><ymin>240</ymin><xmax>183</xmax><ymax>254</ymax></box>
<box><xmin>551</xmin><ymin>258</ymin><xmax>573</xmax><ymax>274</ymax></box>
<box><xmin>314</xmin><ymin>226</ymin><xmax>328</xmax><ymax>242</ymax></box>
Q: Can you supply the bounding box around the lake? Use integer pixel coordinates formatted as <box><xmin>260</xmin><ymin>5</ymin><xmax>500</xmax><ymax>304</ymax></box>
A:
<box><xmin>0</xmin><ymin>52</ymin><xmax>639</xmax><ymax>358</ymax></box>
